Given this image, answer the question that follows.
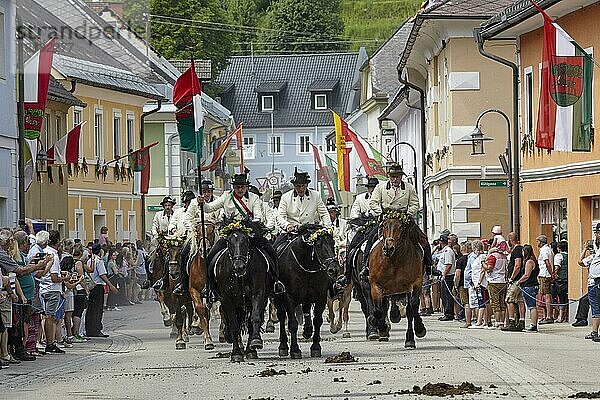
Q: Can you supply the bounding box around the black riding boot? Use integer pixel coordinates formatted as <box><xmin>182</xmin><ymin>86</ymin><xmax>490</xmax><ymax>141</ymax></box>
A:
<box><xmin>152</xmin><ymin>263</ymin><xmax>169</xmax><ymax>291</ymax></box>
<box><xmin>254</xmin><ymin>236</ymin><xmax>285</xmax><ymax>294</ymax></box>
<box><xmin>359</xmin><ymin>229</ymin><xmax>378</xmax><ymax>280</ymax></box>
<box><xmin>140</xmin><ymin>254</ymin><xmax>153</xmax><ymax>289</ymax></box>
<box><xmin>201</xmin><ymin>239</ymin><xmax>225</xmax><ymax>303</ymax></box>
<box><xmin>173</xmin><ymin>241</ymin><xmax>191</xmax><ymax>296</ymax></box>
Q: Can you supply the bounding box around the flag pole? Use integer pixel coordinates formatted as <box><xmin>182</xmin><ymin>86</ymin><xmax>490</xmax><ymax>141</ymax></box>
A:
<box><xmin>16</xmin><ymin>13</ymin><xmax>26</xmax><ymax>228</ymax></box>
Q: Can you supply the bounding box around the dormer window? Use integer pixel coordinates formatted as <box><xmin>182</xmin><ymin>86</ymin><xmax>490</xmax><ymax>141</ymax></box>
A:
<box><xmin>314</xmin><ymin>94</ymin><xmax>327</xmax><ymax>110</ymax></box>
<box><xmin>261</xmin><ymin>95</ymin><xmax>274</xmax><ymax>112</ymax></box>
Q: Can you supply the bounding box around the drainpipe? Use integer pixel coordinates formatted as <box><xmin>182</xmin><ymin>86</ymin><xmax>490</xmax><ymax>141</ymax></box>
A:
<box><xmin>16</xmin><ymin>14</ymin><xmax>25</xmax><ymax>228</ymax></box>
<box><xmin>139</xmin><ymin>99</ymin><xmax>162</xmax><ymax>243</ymax></box>
<box><xmin>397</xmin><ymin>69</ymin><xmax>428</xmax><ymax>236</ymax></box>
<box><xmin>474</xmin><ymin>27</ymin><xmax>521</xmax><ymax>237</ymax></box>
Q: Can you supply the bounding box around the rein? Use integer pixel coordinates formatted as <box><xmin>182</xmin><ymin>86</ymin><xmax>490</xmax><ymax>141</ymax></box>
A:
<box><xmin>289</xmin><ymin>235</ymin><xmax>336</xmax><ymax>274</ymax></box>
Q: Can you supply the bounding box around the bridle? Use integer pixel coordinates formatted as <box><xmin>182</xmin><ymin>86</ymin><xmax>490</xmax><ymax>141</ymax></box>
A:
<box><xmin>292</xmin><ymin>233</ymin><xmax>338</xmax><ymax>274</ymax></box>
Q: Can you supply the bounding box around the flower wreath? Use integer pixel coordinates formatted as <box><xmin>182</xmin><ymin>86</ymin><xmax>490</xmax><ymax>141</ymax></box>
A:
<box><xmin>383</xmin><ymin>210</ymin><xmax>410</xmax><ymax>225</ymax></box>
<box><xmin>159</xmin><ymin>235</ymin><xmax>185</xmax><ymax>251</ymax></box>
<box><xmin>306</xmin><ymin>227</ymin><xmax>333</xmax><ymax>245</ymax></box>
<box><xmin>220</xmin><ymin>221</ymin><xmax>253</xmax><ymax>238</ymax></box>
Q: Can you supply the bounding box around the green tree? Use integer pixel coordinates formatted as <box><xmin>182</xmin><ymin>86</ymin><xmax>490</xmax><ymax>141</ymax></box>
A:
<box><xmin>149</xmin><ymin>0</ymin><xmax>235</xmax><ymax>78</ymax></box>
<box><xmin>260</xmin><ymin>0</ymin><xmax>346</xmax><ymax>53</ymax></box>
<box><xmin>123</xmin><ymin>0</ymin><xmax>148</xmax><ymax>36</ymax></box>
<box><xmin>224</xmin><ymin>0</ymin><xmax>260</xmax><ymax>53</ymax></box>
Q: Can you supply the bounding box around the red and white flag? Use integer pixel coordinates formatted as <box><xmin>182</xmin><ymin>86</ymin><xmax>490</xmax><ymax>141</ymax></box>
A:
<box><xmin>47</xmin><ymin>124</ymin><xmax>82</xmax><ymax>165</ymax></box>
<box><xmin>24</xmin><ymin>38</ymin><xmax>55</xmax><ymax>140</ymax></box>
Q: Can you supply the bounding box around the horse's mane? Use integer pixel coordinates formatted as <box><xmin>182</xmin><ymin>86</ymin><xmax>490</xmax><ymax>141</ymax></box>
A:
<box><xmin>385</xmin><ymin>215</ymin><xmax>422</xmax><ymax>246</ymax></box>
<box><xmin>218</xmin><ymin>216</ymin><xmax>268</xmax><ymax>236</ymax></box>
<box><xmin>296</xmin><ymin>224</ymin><xmax>325</xmax><ymax>235</ymax></box>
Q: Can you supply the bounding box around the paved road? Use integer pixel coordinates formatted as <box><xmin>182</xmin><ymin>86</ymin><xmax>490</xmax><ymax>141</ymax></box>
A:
<box><xmin>3</xmin><ymin>299</ymin><xmax>598</xmax><ymax>400</ymax></box>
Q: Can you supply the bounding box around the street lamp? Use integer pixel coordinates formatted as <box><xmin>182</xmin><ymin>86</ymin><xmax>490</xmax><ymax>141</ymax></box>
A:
<box><xmin>386</xmin><ymin>142</ymin><xmax>418</xmax><ymax>186</ymax></box>
<box><xmin>36</xmin><ymin>150</ymin><xmax>49</xmax><ymax>174</ymax></box>
<box><xmin>466</xmin><ymin>109</ymin><xmax>514</xmax><ymax>232</ymax></box>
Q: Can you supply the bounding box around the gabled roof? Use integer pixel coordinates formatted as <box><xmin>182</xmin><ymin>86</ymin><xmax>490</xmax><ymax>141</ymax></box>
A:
<box><xmin>368</xmin><ymin>18</ymin><xmax>414</xmax><ymax>97</ymax></box>
<box><xmin>214</xmin><ymin>52</ymin><xmax>362</xmax><ymax>129</ymax></box>
<box><xmin>255</xmin><ymin>82</ymin><xmax>287</xmax><ymax>93</ymax></box>
<box><xmin>48</xmin><ymin>76</ymin><xmax>86</xmax><ymax>107</ymax></box>
<box><xmin>308</xmin><ymin>79</ymin><xmax>340</xmax><ymax>92</ymax></box>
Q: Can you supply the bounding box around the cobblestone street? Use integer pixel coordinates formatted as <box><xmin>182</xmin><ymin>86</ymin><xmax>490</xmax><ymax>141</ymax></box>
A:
<box><xmin>4</xmin><ymin>300</ymin><xmax>598</xmax><ymax>400</ymax></box>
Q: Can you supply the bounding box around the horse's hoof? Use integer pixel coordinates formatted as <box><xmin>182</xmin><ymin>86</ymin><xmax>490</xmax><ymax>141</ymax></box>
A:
<box><xmin>378</xmin><ymin>336</ymin><xmax>389</xmax><ymax>342</ymax></box>
<box><xmin>290</xmin><ymin>351</ymin><xmax>303</xmax><ymax>359</ymax></box>
<box><xmin>330</xmin><ymin>326</ymin><xmax>341</xmax><ymax>334</ymax></box>
<box><xmin>279</xmin><ymin>348</ymin><xmax>289</xmax><ymax>357</ymax></box>
<box><xmin>205</xmin><ymin>343</ymin><xmax>215</xmax><ymax>351</ymax></box>
<box><xmin>415</xmin><ymin>325</ymin><xmax>427</xmax><ymax>338</ymax></box>
<box><xmin>250</xmin><ymin>338</ymin><xmax>263</xmax><ymax>350</ymax></box>
<box><xmin>390</xmin><ymin>305</ymin><xmax>401</xmax><ymax>323</ymax></box>
<box><xmin>163</xmin><ymin>319</ymin><xmax>173</xmax><ymax>327</ymax></box>
<box><xmin>230</xmin><ymin>353</ymin><xmax>244</xmax><ymax>363</ymax></box>
<box><xmin>302</xmin><ymin>330</ymin><xmax>313</xmax><ymax>340</ymax></box>
<box><xmin>404</xmin><ymin>341</ymin><xmax>416</xmax><ymax>349</ymax></box>
<box><xmin>310</xmin><ymin>349</ymin><xmax>321</xmax><ymax>358</ymax></box>
<box><xmin>367</xmin><ymin>332</ymin><xmax>380</xmax><ymax>341</ymax></box>
<box><xmin>266</xmin><ymin>324</ymin><xmax>275</xmax><ymax>333</ymax></box>
<box><xmin>342</xmin><ymin>332</ymin><xmax>351</xmax><ymax>339</ymax></box>
<box><xmin>175</xmin><ymin>342</ymin><xmax>186</xmax><ymax>350</ymax></box>
<box><xmin>245</xmin><ymin>351</ymin><xmax>258</xmax><ymax>360</ymax></box>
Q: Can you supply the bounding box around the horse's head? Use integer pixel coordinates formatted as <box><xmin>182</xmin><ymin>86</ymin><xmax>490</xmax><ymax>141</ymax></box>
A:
<box><xmin>161</xmin><ymin>236</ymin><xmax>185</xmax><ymax>279</ymax></box>
<box><xmin>381</xmin><ymin>211</ymin><xmax>415</xmax><ymax>257</ymax></box>
<box><xmin>221</xmin><ymin>221</ymin><xmax>253</xmax><ymax>277</ymax></box>
<box><xmin>299</xmin><ymin>225</ymin><xmax>340</xmax><ymax>278</ymax></box>
<box><xmin>196</xmin><ymin>222</ymin><xmax>217</xmax><ymax>250</ymax></box>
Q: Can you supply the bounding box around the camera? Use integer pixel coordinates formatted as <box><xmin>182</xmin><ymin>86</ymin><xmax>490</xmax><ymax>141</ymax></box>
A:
<box><xmin>586</xmin><ymin>240</ymin><xmax>595</xmax><ymax>251</ymax></box>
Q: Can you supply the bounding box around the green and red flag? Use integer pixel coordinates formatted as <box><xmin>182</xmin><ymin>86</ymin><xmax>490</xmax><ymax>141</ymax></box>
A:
<box><xmin>532</xmin><ymin>0</ymin><xmax>593</xmax><ymax>152</ymax></box>
<box><xmin>129</xmin><ymin>142</ymin><xmax>159</xmax><ymax>195</ymax></box>
<box><xmin>200</xmin><ymin>124</ymin><xmax>243</xmax><ymax>171</ymax></box>
<box><xmin>173</xmin><ymin>61</ymin><xmax>204</xmax><ymax>157</ymax></box>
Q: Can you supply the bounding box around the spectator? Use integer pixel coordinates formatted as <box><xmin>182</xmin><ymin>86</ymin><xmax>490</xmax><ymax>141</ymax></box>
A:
<box><xmin>554</xmin><ymin>240</ymin><xmax>569</xmax><ymax>323</ymax></box>
<box><xmin>502</xmin><ymin>232</ymin><xmax>526</xmax><ymax>331</ymax></box>
<box><xmin>430</xmin><ymin>239</ymin><xmax>442</xmax><ymax>313</ymax></box>
<box><xmin>98</xmin><ymin>226</ymin><xmax>111</xmax><ymax>247</ymax></box>
<box><xmin>60</xmin><ymin>239</ymin><xmax>77</xmax><ymax>347</ymax></box>
<box><xmin>572</xmin><ymin>294</ymin><xmax>589</xmax><ymax>327</ymax></box>
<box><xmin>578</xmin><ymin>226</ymin><xmax>600</xmax><ymax>342</ymax></box>
<box><xmin>438</xmin><ymin>235</ymin><xmax>456</xmax><ymax>322</ymax></box>
<box><xmin>536</xmin><ymin>235</ymin><xmax>555</xmax><ymax>324</ymax></box>
<box><xmin>106</xmin><ymin>248</ymin><xmax>121</xmax><ymax>311</ymax></box>
<box><xmin>134</xmin><ymin>240</ymin><xmax>148</xmax><ymax>303</ymax></box>
<box><xmin>116</xmin><ymin>250</ymin><xmax>128</xmax><ymax>306</ymax></box>
<box><xmin>39</xmin><ymin>230</ymin><xmax>67</xmax><ymax>354</ymax></box>
<box><xmin>71</xmin><ymin>244</ymin><xmax>89</xmax><ymax>342</ymax></box>
<box><xmin>484</xmin><ymin>244</ymin><xmax>507</xmax><ymax>329</ymax></box>
<box><xmin>468</xmin><ymin>240</ymin><xmax>490</xmax><ymax>329</ymax></box>
<box><xmin>85</xmin><ymin>244</ymin><xmax>118</xmax><ymax>338</ymax></box>
<box><xmin>516</xmin><ymin>244</ymin><xmax>540</xmax><ymax>332</ymax></box>
<box><xmin>0</xmin><ymin>267</ymin><xmax>17</xmax><ymax>368</ymax></box>
<box><xmin>455</xmin><ymin>241</ymin><xmax>472</xmax><ymax>328</ymax></box>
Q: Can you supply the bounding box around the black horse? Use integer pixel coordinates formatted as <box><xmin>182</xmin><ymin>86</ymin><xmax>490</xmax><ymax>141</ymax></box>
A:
<box><xmin>213</xmin><ymin>219</ymin><xmax>272</xmax><ymax>362</ymax></box>
<box><xmin>275</xmin><ymin>224</ymin><xmax>340</xmax><ymax>359</ymax></box>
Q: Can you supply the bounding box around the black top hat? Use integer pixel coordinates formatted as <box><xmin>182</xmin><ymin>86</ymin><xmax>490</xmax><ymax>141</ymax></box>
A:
<box><xmin>200</xmin><ymin>179</ymin><xmax>214</xmax><ymax>190</ymax></box>
<box><xmin>160</xmin><ymin>195</ymin><xmax>176</xmax><ymax>206</ymax></box>
<box><xmin>248</xmin><ymin>185</ymin><xmax>262</xmax><ymax>197</ymax></box>
<box><xmin>387</xmin><ymin>163</ymin><xmax>405</xmax><ymax>177</ymax></box>
<box><xmin>365</xmin><ymin>176</ymin><xmax>379</xmax><ymax>187</ymax></box>
<box><xmin>181</xmin><ymin>190</ymin><xmax>195</xmax><ymax>204</ymax></box>
<box><xmin>326</xmin><ymin>197</ymin><xmax>339</xmax><ymax>210</ymax></box>
<box><xmin>272</xmin><ymin>190</ymin><xmax>282</xmax><ymax>199</ymax></box>
<box><xmin>291</xmin><ymin>168</ymin><xmax>311</xmax><ymax>185</ymax></box>
<box><xmin>230</xmin><ymin>173</ymin><xmax>250</xmax><ymax>186</ymax></box>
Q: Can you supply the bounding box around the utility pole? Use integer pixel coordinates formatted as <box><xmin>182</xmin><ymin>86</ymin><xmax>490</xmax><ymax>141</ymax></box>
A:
<box><xmin>16</xmin><ymin>14</ymin><xmax>26</xmax><ymax>228</ymax></box>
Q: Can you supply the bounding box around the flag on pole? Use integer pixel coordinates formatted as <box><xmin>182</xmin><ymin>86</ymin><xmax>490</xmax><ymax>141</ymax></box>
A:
<box><xmin>129</xmin><ymin>142</ymin><xmax>159</xmax><ymax>195</ymax></box>
<box><xmin>346</xmin><ymin>129</ymin><xmax>388</xmax><ymax>179</ymax></box>
<box><xmin>173</xmin><ymin>61</ymin><xmax>204</xmax><ymax>155</ymax></box>
<box><xmin>531</xmin><ymin>0</ymin><xmax>593</xmax><ymax>152</ymax></box>
<box><xmin>47</xmin><ymin>123</ymin><xmax>82</xmax><ymax>165</ymax></box>
<box><xmin>333</xmin><ymin>112</ymin><xmax>351</xmax><ymax>191</ymax></box>
<box><xmin>200</xmin><ymin>124</ymin><xmax>243</xmax><ymax>171</ymax></box>
<box><xmin>23</xmin><ymin>38</ymin><xmax>56</xmax><ymax>140</ymax></box>
<box><xmin>24</xmin><ymin>139</ymin><xmax>38</xmax><ymax>192</ymax></box>
<box><xmin>323</xmin><ymin>153</ymin><xmax>342</xmax><ymax>204</ymax></box>
<box><xmin>311</xmin><ymin>144</ymin><xmax>334</xmax><ymax>198</ymax></box>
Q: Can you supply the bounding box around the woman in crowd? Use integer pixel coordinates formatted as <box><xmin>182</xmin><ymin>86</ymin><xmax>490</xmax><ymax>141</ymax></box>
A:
<box><xmin>515</xmin><ymin>244</ymin><xmax>540</xmax><ymax>332</ymax></box>
<box><xmin>106</xmin><ymin>248</ymin><xmax>121</xmax><ymax>311</ymax></box>
<box><xmin>468</xmin><ymin>240</ymin><xmax>491</xmax><ymax>329</ymax></box>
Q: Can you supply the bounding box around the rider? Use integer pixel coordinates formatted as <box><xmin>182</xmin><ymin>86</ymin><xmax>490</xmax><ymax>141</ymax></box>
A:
<box><xmin>349</xmin><ymin>176</ymin><xmax>379</xmax><ymax>219</ymax></box>
<box><xmin>197</xmin><ymin>172</ymin><xmax>285</xmax><ymax>302</ymax></box>
<box><xmin>145</xmin><ymin>195</ymin><xmax>176</xmax><ymax>290</ymax></box>
<box><xmin>266</xmin><ymin>190</ymin><xmax>283</xmax><ymax>235</ymax></box>
<box><xmin>276</xmin><ymin>169</ymin><xmax>332</xmax><ymax>239</ymax></box>
<box><xmin>167</xmin><ymin>190</ymin><xmax>196</xmax><ymax>295</ymax></box>
<box><xmin>326</xmin><ymin>197</ymin><xmax>347</xmax><ymax>254</ymax></box>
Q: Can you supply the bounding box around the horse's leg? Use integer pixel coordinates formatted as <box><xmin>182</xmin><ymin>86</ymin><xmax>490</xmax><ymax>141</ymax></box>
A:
<box><xmin>342</xmin><ymin>286</ymin><xmax>352</xmax><ymax>338</ymax></box>
<box><xmin>361</xmin><ymin>281</ymin><xmax>379</xmax><ymax>340</ymax></box>
<box><xmin>287</xmin><ymin>298</ymin><xmax>301</xmax><ymax>359</ymax></box>
<box><xmin>266</xmin><ymin>299</ymin><xmax>276</xmax><ymax>333</ymax></box>
<box><xmin>405</xmin><ymin>294</ymin><xmax>416</xmax><ymax>349</ymax></box>
<box><xmin>335</xmin><ymin>296</ymin><xmax>343</xmax><ymax>333</ymax></box>
<box><xmin>223</xmin><ymin>302</ymin><xmax>243</xmax><ymax>362</ymax></box>
<box><xmin>219</xmin><ymin>304</ymin><xmax>227</xmax><ymax>343</ymax></box>
<box><xmin>156</xmin><ymin>291</ymin><xmax>172</xmax><ymax>327</ymax></box>
<box><xmin>327</xmin><ymin>295</ymin><xmax>337</xmax><ymax>334</ymax></box>
<box><xmin>275</xmin><ymin>296</ymin><xmax>289</xmax><ymax>357</ymax></box>
<box><xmin>412</xmin><ymin>289</ymin><xmax>427</xmax><ymax>338</ymax></box>
<box><xmin>190</xmin><ymin>287</ymin><xmax>214</xmax><ymax>350</ymax></box>
<box><xmin>249</xmin><ymin>288</ymin><xmax>265</xmax><ymax>351</ymax></box>
<box><xmin>175</xmin><ymin>301</ymin><xmax>186</xmax><ymax>350</ymax></box>
<box><xmin>310</xmin><ymin>298</ymin><xmax>326</xmax><ymax>358</ymax></box>
<box><xmin>245</xmin><ymin>311</ymin><xmax>258</xmax><ymax>360</ymax></box>
<box><xmin>302</xmin><ymin>303</ymin><xmax>313</xmax><ymax>339</ymax></box>
<box><xmin>378</xmin><ymin>297</ymin><xmax>391</xmax><ymax>342</ymax></box>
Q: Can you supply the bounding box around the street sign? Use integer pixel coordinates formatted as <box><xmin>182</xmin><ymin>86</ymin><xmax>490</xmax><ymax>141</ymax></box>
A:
<box><xmin>256</xmin><ymin>177</ymin><xmax>268</xmax><ymax>191</ymax></box>
<box><xmin>479</xmin><ymin>180</ymin><xmax>507</xmax><ymax>188</ymax></box>
<box><xmin>147</xmin><ymin>205</ymin><xmax>162</xmax><ymax>211</ymax></box>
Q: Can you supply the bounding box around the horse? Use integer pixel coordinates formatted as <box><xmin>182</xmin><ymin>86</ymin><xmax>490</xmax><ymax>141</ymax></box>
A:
<box><xmin>151</xmin><ymin>244</ymin><xmax>173</xmax><ymax>328</ymax></box>
<box><xmin>368</xmin><ymin>212</ymin><xmax>427</xmax><ymax>348</ymax></box>
<box><xmin>345</xmin><ymin>216</ymin><xmax>387</xmax><ymax>341</ymax></box>
<box><xmin>163</xmin><ymin>236</ymin><xmax>195</xmax><ymax>350</ymax></box>
<box><xmin>327</xmin><ymin>248</ymin><xmax>352</xmax><ymax>338</ymax></box>
<box><xmin>213</xmin><ymin>219</ymin><xmax>272</xmax><ymax>362</ymax></box>
<box><xmin>275</xmin><ymin>224</ymin><xmax>340</xmax><ymax>359</ymax></box>
<box><xmin>188</xmin><ymin>221</ymin><xmax>218</xmax><ymax>350</ymax></box>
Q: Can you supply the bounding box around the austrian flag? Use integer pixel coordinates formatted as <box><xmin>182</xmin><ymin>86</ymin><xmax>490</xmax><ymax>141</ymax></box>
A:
<box><xmin>533</xmin><ymin>1</ymin><xmax>593</xmax><ymax>152</ymax></box>
<box><xmin>47</xmin><ymin>124</ymin><xmax>82</xmax><ymax>165</ymax></box>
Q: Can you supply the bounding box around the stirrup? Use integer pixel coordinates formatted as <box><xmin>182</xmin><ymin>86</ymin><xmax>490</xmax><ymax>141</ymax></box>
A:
<box><xmin>152</xmin><ymin>280</ymin><xmax>164</xmax><ymax>291</ymax></box>
<box><xmin>173</xmin><ymin>283</ymin><xmax>186</xmax><ymax>296</ymax></box>
<box><xmin>359</xmin><ymin>266</ymin><xmax>370</xmax><ymax>279</ymax></box>
<box><xmin>273</xmin><ymin>281</ymin><xmax>286</xmax><ymax>295</ymax></box>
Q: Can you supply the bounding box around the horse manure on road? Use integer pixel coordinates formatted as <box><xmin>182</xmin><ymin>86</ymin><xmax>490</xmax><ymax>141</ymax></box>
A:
<box><xmin>367</xmin><ymin>380</ymin><xmax>382</xmax><ymax>385</ymax></box>
<box><xmin>569</xmin><ymin>392</ymin><xmax>600</xmax><ymax>398</ymax></box>
<box><xmin>399</xmin><ymin>382</ymin><xmax>482</xmax><ymax>397</ymax></box>
<box><xmin>258</xmin><ymin>368</ymin><xmax>288</xmax><ymax>377</ymax></box>
<box><xmin>325</xmin><ymin>351</ymin><xmax>357</xmax><ymax>363</ymax></box>
<box><xmin>208</xmin><ymin>352</ymin><xmax>231</xmax><ymax>359</ymax></box>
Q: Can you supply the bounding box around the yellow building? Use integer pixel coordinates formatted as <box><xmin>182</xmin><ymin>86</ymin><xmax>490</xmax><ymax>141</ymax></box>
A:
<box><xmin>482</xmin><ymin>0</ymin><xmax>599</xmax><ymax>298</ymax></box>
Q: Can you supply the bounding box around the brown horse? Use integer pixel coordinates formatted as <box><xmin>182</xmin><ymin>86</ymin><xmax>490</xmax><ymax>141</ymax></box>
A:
<box><xmin>188</xmin><ymin>221</ymin><xmax>217</xmax><ymax>350</ymax></box>
<box><xmin>327</xmin><ymin>249</ymin><xmax>352</xmax><ymax>338</ymax></box>
<box><xmin>368</xmin><ymin>214</ymin><xmax>427</xmax><ymax>348</ymax></box>
<box><xmin>152</xmin><ymin>246</ymin><xmax>173</xmax><ymax>328</ymax></box>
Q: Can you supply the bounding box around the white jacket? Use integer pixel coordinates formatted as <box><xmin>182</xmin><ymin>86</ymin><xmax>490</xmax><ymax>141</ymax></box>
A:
<box><xmin>277</xmin><ymin>189</ymin><xmax>332</xmax><ymax>229</ymax></box>
<box><xmin>369</xmin><ymin>181</ymin><xmax>419</xmax><ymax>219</ymax></box>
<box><xmin>168</xmin><ymin>207</ymin><xmax>189</xmax><ymax>237</ymax></box>
<box><xmin>332</xmin><ymin>217</ymin><xmax>348</xmax><ymax>250</ymax></box>
<box><xmin>152</xmin><ymin>210</ymin><xmax>174</xmax><ymax>237</ymax></box>
<box><xmin>349</xmin><ymin>192</ymin><xmax>372</xmax><ymax>219</ymax></box>
<box><xmin>201</xmin><ymin>190</ymin><xmax>263</xmax><ymax>222</ymax></box>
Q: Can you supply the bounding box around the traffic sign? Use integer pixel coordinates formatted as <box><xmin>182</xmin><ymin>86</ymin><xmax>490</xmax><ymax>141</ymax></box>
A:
<box><xmin>479</xmin><ymin>180</ymin><xmax>507</xmax><ymax>188</ymax></box>
<box><xmin>147</xmin><ymin>205</ymin><xmax>162</xmax><ymax>211</ymax></box>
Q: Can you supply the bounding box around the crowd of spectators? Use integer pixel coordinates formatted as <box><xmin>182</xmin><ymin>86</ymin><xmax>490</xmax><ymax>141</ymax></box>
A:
<box><xmin>0</xmin><ymin>221</ymin><xmax>150</xmax><ymax>368</ymax></box>
<box><xmin>422</xmin><ymin>225</ymin><xmax>597</xmax><ymax>341</ymax></box>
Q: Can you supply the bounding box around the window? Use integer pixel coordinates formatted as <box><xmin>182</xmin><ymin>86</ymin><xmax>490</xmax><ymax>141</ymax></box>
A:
<box><xmin>299</xmin><ymin>135</ymin><xmax>310</xmax><ymax>153</ymax></box>
<box><xmin>114</xmin><ymin>212</ymin><xmax>123</xmax><ymax>243</ymax></box>
<box><xmin>269</xmin><ymin>135</ymin><xmax>282</xmax><ymax>155</ymax></box>
<box><xmin>243</xmin><ymin>136</ymin><xmax>254</xmax><ymax>147</ymax></box>
<box><xmin>113</xmin><ymin>111</ymin><xmax>122</xmax><ymax>158</ymax></box>
<box><xmin>55</xmin><ymin>115</ymin><xmax>61</xmax><ymax>141</ymax></box>
<box><xmin>94</xmin><ymin>108</ymin><xmax>103</xmax><ymax>159</ymax></box>
<box><xmin>314</xmin><ymin>94</ymin><xmax>327</xmax><ymax>110</ymax></box>
<box><xmin>73</xmin><ymin>108</ymin><xmax>82</xmax><ymax>127</ymax></box>
<box><xmin>74</xmin><ymin>210</ymin><xmax>84</xmax><ymax>240</ymax></box>
<box><xmin>261</xmin><ymin>95</ymin><xmax>274</xmax><ymax>112</ymax></box>
<box><xmin>126</xmin><ymin>113</ymin><xmax>135</xmax><ymax>152</ymax></box>
<box><xmin>128</xmin><ymin>212</ymin><xmax>137</xmax><ymax>242</ymax></box>
<box><xmin>0</xmin><ymin>11</ymin><xmax>5</xmax><ymax>80</ymax></box>
<box><xmin>524</xmin><ymin>67</ymin><xmax>534</xmax><ymax>136</ymax></box>
<box><xmin>43</xmin><ymin>113</ymin><xmax>51</xmax><ymax>151</ymax></box>
<box><xmin>325</xmin><ymin>137</ymin><xmax>336</xmax><ymax>152</ymax></box>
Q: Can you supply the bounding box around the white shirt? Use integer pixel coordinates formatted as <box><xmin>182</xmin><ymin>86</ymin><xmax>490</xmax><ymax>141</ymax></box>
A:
<box><xmin>203</xmin><ymin>191</ymin><xmax>263</xmax><ymax>221</ymax></box>
<box><xmin>277</xmin><ymin>189</ymin><xmax>332</xmax><ymax>229</ymax></box>
<box><xmin>332</xmin><ymin>217</ymin><xmax>348</xmax><ymax>251</ymax></box>
<box><xmin>582</xmin><ymin>250</ymin><xmax>600</xmax><ymax>284</ymax></box>
<box><xmin>349</xmin><ymin>192</ymin><xmax>372</xmax><ymax>219</ymax></box>
<box><xmin>439</xmin><ymin>245</ymin><xmax>456</xmax><ymax>275</ymax></box>
<box><xmin>470</xmin><ymin>254</ymin><xmax>488</xmax><ymax>288</ymax></box>
<box><xmin>39</xmin><ymin>246</ymin><xmax>62</xmax><ymax>294</ymax></box>
<box><xmin>88</xmin><ymin>255</ymin><xmax>107</xmax><ymax>286</ymax></box>
<box><xmin>486</xmin><ymin>252</ymin><xmax>507</xmax><ymax>283</ymax></box>
<box><xmin>152</xmin><ymin>210</ymin><xmax>174</xmax><ymax>236</ymax></box>
<box><xmin>538</xmin><ymin>244</ymin><xmax>554</xmax><ymax>278</ymax></box>
<box><xmin>168</xmin><ymin>207</ymin><xmax>189</xmax><ymax>237</ymax></box>
<box><xmin>369</xmin><ymin>181</ymin><xmax>420</xmax><ymax>219</ymax></box>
